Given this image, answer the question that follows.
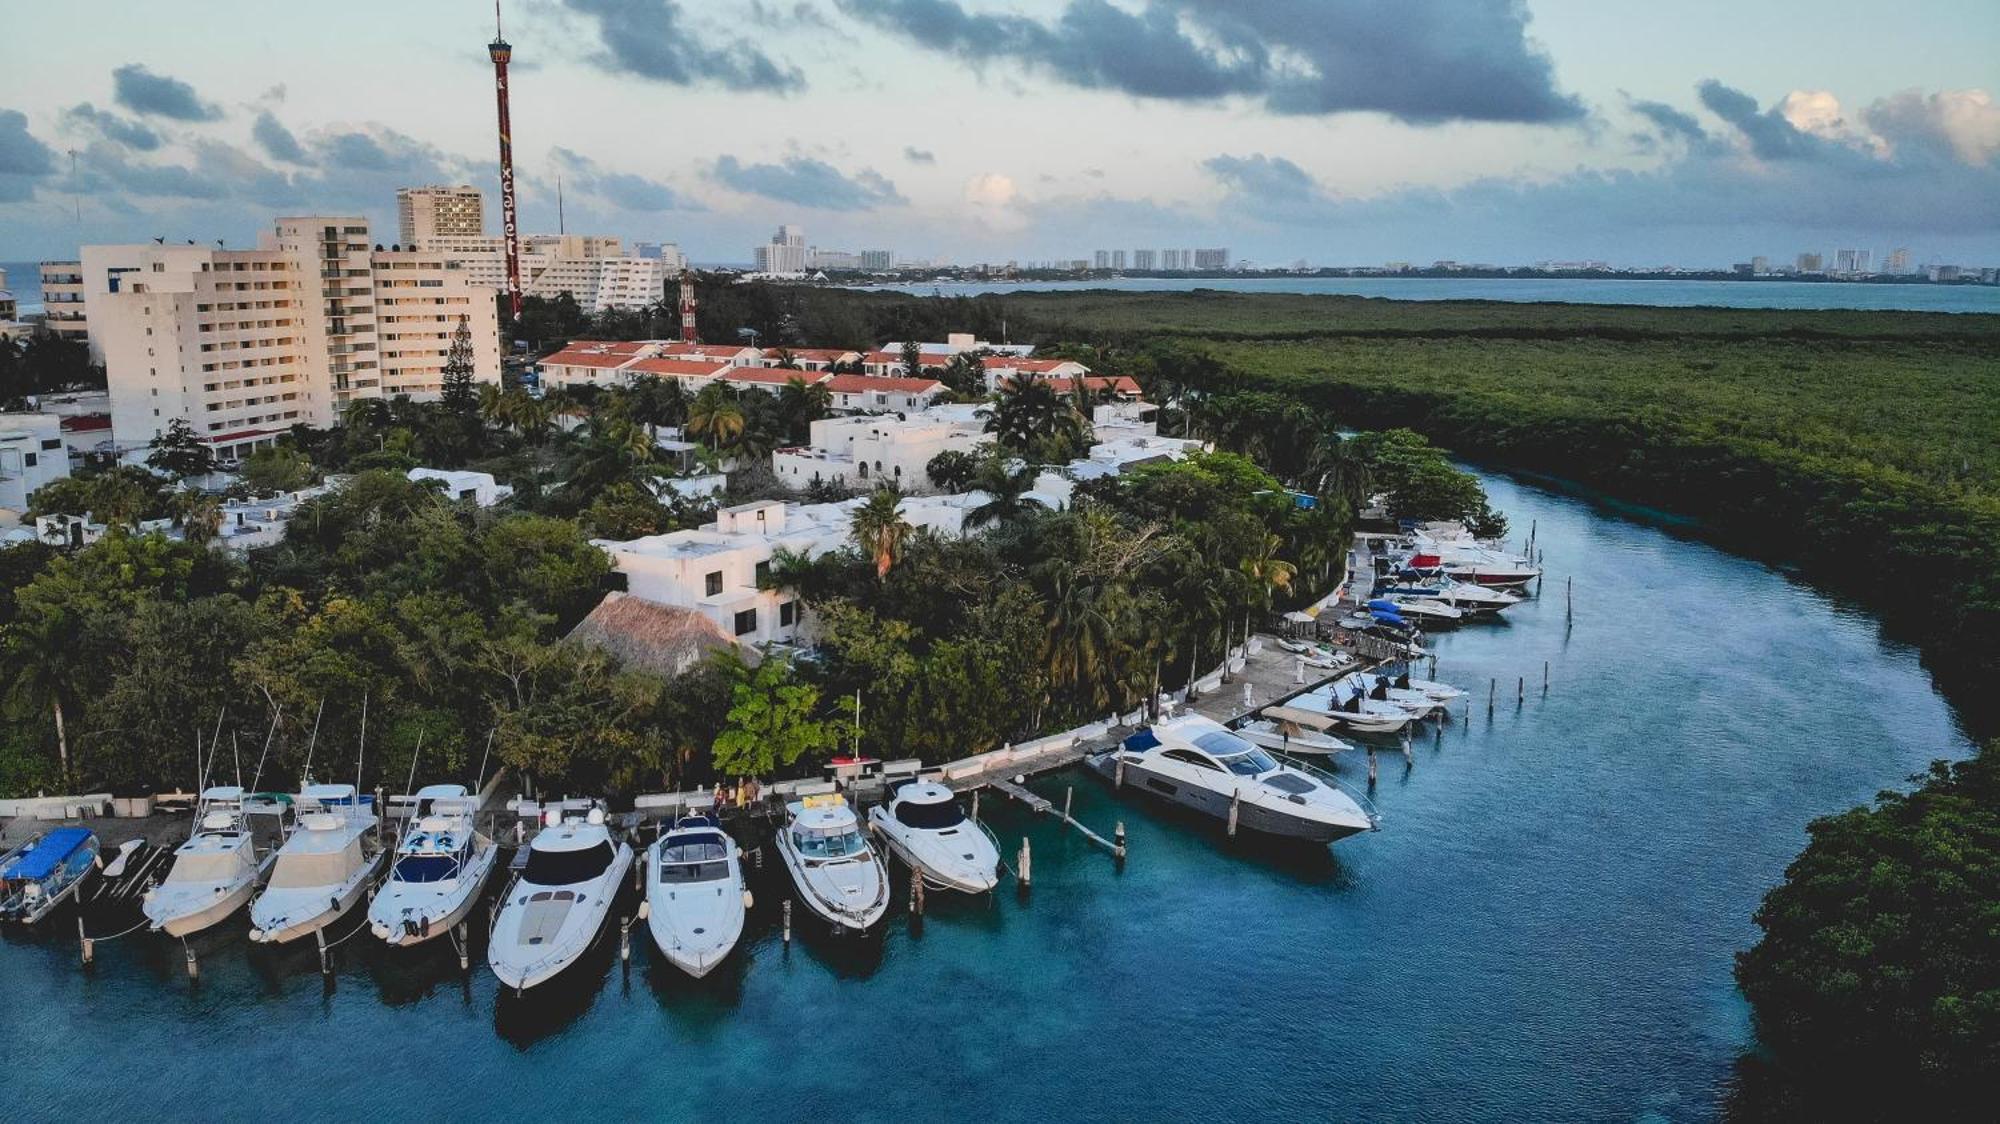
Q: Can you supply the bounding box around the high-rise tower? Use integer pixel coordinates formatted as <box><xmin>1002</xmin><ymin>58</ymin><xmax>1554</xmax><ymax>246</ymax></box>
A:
<box><xmin>488</xmin><ymin>3</ymin><xmax>522</xmax><ymax>319</ymax></box>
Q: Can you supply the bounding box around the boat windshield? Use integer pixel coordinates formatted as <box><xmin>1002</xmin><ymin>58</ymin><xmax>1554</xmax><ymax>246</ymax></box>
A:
<box><xmin>522</xmin><ymin>840</ymin><xmax>614</xmax><ymax>885</ymax></box>
<box><xmin>1263</xmin><ymin>773</ymin><xmax>1316</xmax><ymax>795</ymax></box>
<box><xmin>894</xmin><ymin>799</ymin><xmax>965</xmax><ymax>831</ymax></box>
<box><xmin>1215</xmin><ymin>748</ymin><xmax>1279</xmax><ymax>776</ymax></box>
<box><xmin>793</xmin><ymin>826</ymin><xmax>867</xmax><ymax>860</ymax></box>
<box><xmin>267</xmin><ymin>843</ymin><xmax>361</xmax><ymax>889</ymax></box>
<box><xmin>1192</xmin><ymin>729</ymin><xmax>1259</xmax><ymax>758</ymax></box>
<box><xmin>659</xmin><ymin>834</ymin><xmax>730</xmax><ymax>883</ymax></box>
<box><xmin>163</xmin><ymin>851</ymin><xmax>245</xmax><ymax>884</ymax></box>
<box><xmin>391</xmin><ymin>854</ymin><xmax>462</xmax><ymax>884</ymax></box>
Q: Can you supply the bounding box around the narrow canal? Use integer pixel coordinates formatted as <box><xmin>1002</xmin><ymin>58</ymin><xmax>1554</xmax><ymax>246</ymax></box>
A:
<box><xmin>0</xmin><ymin>470</ymin><xmax>1973</xmax><ymax>1122</ymax></box>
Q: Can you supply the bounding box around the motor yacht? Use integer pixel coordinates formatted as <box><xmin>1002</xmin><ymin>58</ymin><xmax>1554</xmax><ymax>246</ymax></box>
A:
<box><xmin>867</xmin><ymin>781</ymin><xmax>1000</xmax><ymax>894</ymax></box>
<box><xmin>1085</xmin><ymin>715</ymin><xmax>1376</xmax><ymax>843</ymax></box>
<box><xmin>1232</xmin><ymin>716</ymin><xmax>1352</xmax><ymax>756</ymax></box>
<box><xmin>489</xmin><ymin>800</ymin><xmax>633</xmax><ymax>992</ymax></box>
<box><xmin>248</xmin><ymin>784</ymin><xmax>384</xmax><ymax>945</ymax></box>
<box><xmin>1375</xmin><ymin>669</ymin><xmax>1465</xmax><ymax>704</ymax></box>
<box><xmin>1375</xmin><ymin>578</ymin><xmax>1522</xmax><ymax>615</ymax></box>
<box><xmin>0</xmin><ymin>827</ymin><xmax>99</xmax><ymax>924</ymax></box>
<box><xmin>1346</xmin><ymin>672</ymin><xmax>1447</xmax><ymax>717</ymax></box>
<box><xmin>143</xmin><ymin>786</ymin><xmax>282</xmax><ymax>937</ymax></box>
<box><xmin>368</xmin><ymin>785</ymin><xmax>499</xmax><ymax>947</ymax></box>
<box><xmin>643</xmin><ymin>814</ymin><xmax>748</xmax><ymax>979</ymax></box>
<box><xmin>776</xmin><ymin>794</ymin><xmax>889</xmax><ymax>933</ymax></box>
<box><xmin>1293</xmin><ymin>683</ymin><xmax>1420</xmax><ymax>734</ymax></box>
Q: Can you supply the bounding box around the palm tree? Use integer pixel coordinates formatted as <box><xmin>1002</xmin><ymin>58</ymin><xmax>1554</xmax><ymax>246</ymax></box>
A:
<box><xmin>476</xmin><ymin>381</ymin><xmax>505</xmax><ymax>429</ymax></box>
<box><xmin>850</xmin><ymin>486</ymin><xmax>911</xmax><ymax>579</ymax></box>
<box><xmin>627</xmin><ymin>374</ymin><xmax>689</xmax><ymax>440</ymax></box>
<box><xmin>966</xmin><ymin>456</ymin><xmax>1043</xmax><ymax>529</ymax></box>
<box><xmin>1038</xmin><ymin>566</ymin><xmax>1129</xmax><ymax>712</ymax></box>
<box><xmin>775</xmin><ymin>377</ymin><xmax>832</xmax><ymax>444</ymax></box>
<box><xmin>984</xmin><ymin>374</ymin><xmax>1087</xmax><ymax>461</ymax></box>
<box><xmin>2</xmin><ymin>614</ymin><xmax>79</xmax><ymax>781</ymax></box>
<box><xmin>686</xmin><ymin>384</ymin><xmax>746</xmax><ymax>450</ymax></box>
<box><xmin>171</xmin><ymin>490</ymin><xmax>224</xmax><ymax>545</ymax></box>
<box><xmin>1239</xmin><ymin>531</ymin><xmax>1298</xmax><ymax>610</ymax></box>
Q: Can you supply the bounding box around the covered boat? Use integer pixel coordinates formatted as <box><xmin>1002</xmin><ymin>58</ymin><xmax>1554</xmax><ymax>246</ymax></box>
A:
<box><xmin>0</xmin><ymin>827</ymin><xmax>99</xmax><ymax>924</ymax></box>
<box><xmin>248</xmin><ymin>784</ymin><xmax>384</xmax><ymax>944</ymax></box>
<box><xmin>143</xmin><ymin>786</ymin><xmax>281</xmax><ymax>937</ymax></box>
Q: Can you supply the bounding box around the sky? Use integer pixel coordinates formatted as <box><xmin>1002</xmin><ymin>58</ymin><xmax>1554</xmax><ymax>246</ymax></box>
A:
<box><xmin>2</xmin><ymin>0</ymin><xmax>1997</xmax><ymax>268</ymax></box>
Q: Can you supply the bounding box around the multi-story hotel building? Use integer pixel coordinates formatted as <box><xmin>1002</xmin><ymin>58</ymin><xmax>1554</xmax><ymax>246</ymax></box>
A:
<box><xmin>37</xmin><ymin>262</ymin><xmax>88</xmax><ymax>347</ymax></box>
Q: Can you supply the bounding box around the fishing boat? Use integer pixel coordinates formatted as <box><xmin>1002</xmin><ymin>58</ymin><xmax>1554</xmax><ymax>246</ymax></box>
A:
<box><xmin>489</xmin><ymin>800</ymin><xmax>633</xmax><ymax>992</ymax></box>
<box><xmin>1085</xmin><ymin>715</ymin><xmax>1377</xmax><ymax>843</ymax></box>
<box><xmin>1292</xmin><ymin>683</ymin><xmax>1420</xmax><ymax>734</ymax></box>
<box><xmin>368</xmin><ymin>785</ymin><xmax>499</xmax><ymax>948</ymax></box>
<box><xmin>1233</xmin><ymin>715</ymin><xmax>1352</xmax><ymax>756</ymax></box>
<box><xmin>1374</xmin><ymin>669</ymin><xmax>1466</xmax><ymax>704</ymax></box>
<box><xmin>867</xmin><ymin>781</ymin><xmax>1001</xmax><ymax>894</ymax></box>
<box><xmin>776</xmin><ymin>793</ymin><xmax>889</xmax><ymax>933</ymax></box>
<box><xmin>1344</xmin><ymin>671</ymin><xmax>1446</xmax><ymax>717</ymax></box>
<box><xmin>0</xmin><ymin>827</ymin><xmax>100</xmax><ymax>924</ymax></box>
<box><xmin>143</xmin><ymin>786</ymin><xmax>284</xmax><ymax>937</ymax></box>
<box><xmin>642</xmin><ymin>814</ymin><xmax>748</xmax><ymax>978</ymax></box>
<box><xmin>248</xmin><ymin>784</ymin><xmax>384</xmax><ymax>945</ymax></box>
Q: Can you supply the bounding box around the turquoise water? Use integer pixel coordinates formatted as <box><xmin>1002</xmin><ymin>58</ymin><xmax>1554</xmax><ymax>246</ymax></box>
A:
<box><xmin>858</xmin><ymin>274</ymin><xmax>2000</xmax><ymax>313</ymax></box>
<box><xmin>0</xmin><ymin>470</ymin><xmax>1973</xmax><ymax>1122</ymax></box>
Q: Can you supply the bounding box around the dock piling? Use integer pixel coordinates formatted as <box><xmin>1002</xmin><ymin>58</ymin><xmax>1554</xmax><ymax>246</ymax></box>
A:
<box><xmin>1367</xmin><ymin>751</ymin><xmax>1379</xmax><ymax>786</ymax></box>
<box><xmin>1114</xmin><ymin>755</ymin><xmax>1126</xmax><ymax>789</ymax></box>
<box><xmin>1543</xmin><ymin>661</ymin><xmax>1550</xmax><ymax>695</ymax></box>
<box><xmin>316</xmin><ymin>927</ymin><xmax>330</xmax><ymax>976</ymax></box>
<box><xmin>1566</xmin><ymin>576</ymin><xmax>1574</xmax><ymax>625</ymax></box>
<box><xmin>1063</xmin><ymin>786</ymin><xmax>1073</xmax><ymax>826</ymax></box>
<box><xmin>1518</xmin><ymin>676</ymin><xmax>1524</xmax><ymax>704</ymax></box>
<box><xmin>185</xmin><ymin>945</ymin><xmax>199</xmax><ymax>981</ymax></box>
<box><xmin>782</xmin><ymin>899</ymin><xmax>792</xmax><ymax>945</ymax></box>
<box><xmin>456</xmin><ymin>923</ymin><xmax>468</xmax><ymax>972</ymax></box>
<box><xmin>1488</xmin><ymin>678</ymin><xmax>1496</xmax><ymax>716</ymax></box>
<box><xmin>78</xmin><ymin>917</ymin><xmax>92</xmax><ymax>967</ymax></box>
<box><xmin>619</xmin><ymin>916</ymin><xmax>631</xmax><ymax>964</ymax></box>
<box><xmin>910</xmin><ymin>868</ymin><xmax>924</xmax><ymax>916</ymax></box>
<box><xmin>374</xmin><ymin>787</ymin><xmax>386</xmax><ymax>845</ymax></box>
<box><xmin>1018</xmin><ymin>838</ymin><xmax>1032</xmax><ymax>891</ymax></box>
<box><xmin>971</xmin><ymin>789</ymin><xmax>980</xmax><ymax>823</ymax></box>
<box><xmin>1114</xmin><ymin>821</ymin><xmax>1127</xmax><ymax>865</ymax></box>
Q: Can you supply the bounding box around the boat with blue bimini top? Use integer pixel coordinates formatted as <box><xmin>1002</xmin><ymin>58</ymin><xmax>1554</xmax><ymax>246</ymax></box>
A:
<box><xmin>368</xmin><ymin>784</ymin><xmax>499</xmax><ymax>948</ymax></box>
<box><xmin>1</xmin><ymin>827</ymin><xmax>101</xmax><ymax>924</ymax></box>
<box><xmin>1086</xmin><ymin>715</ymin><xmax>1378</xmax><ymax>844</ymax></box>
<box><xmin>643</xmin><ymin>814</ymin><xmax>749</xmax><ymax>979</ymax></box>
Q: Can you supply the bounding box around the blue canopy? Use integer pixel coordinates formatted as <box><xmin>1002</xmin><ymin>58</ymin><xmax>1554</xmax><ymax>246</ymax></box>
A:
<box><xmin>1123</xmin><ymin>729</ymin><xmax>1161</xmax><ymax>752</ymax></box>
<box><xmin>1367</xmin><ymin>598</ymin><xmax>1401</xmax><ymax>612</ymax></box>
<box><xmin>1371</xmin><ymin>610</ymin><xmax>1409</xmax><ymax>627</ymax></box>
<box><xmin>2</xmin><ymin>827</ymin><xmax>94</xmax><ymax>881</ymax></box>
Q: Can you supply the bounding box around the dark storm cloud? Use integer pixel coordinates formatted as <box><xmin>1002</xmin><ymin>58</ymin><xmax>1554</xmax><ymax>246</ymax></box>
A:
<box><xmin>252</xmin><ymin>111</ymin><xmax>307</xmax><ymax>164</ymax></box>
<box><xmin>904</xmin><ymin>146</ymin><xmax>936</xmax><ymax>164</ymax></box>
<box><xmin>560</xmin><ymin>0</ymin><xmax>805</xmax><ymax>93</ymax></box>
<box><xmin>553</xmin><ymin>147</ymin><xmax>702</xmax><ymax>212</ymax></box>
<box><xmin>1626</xmin><ymin>97</ymin><xmax>1710</xmax><ymax>148</ymax></box>
<box><xmin>60</xmin><ymin>103</ymin><xmax>163</xmax><ymax>152</ymax></box>
<box><xmin>0</xmin><ymin>109</ymin><xmax>57</xmax><ymax>202</ymax></box>
<box><xmin>833</xmin><ymin>0</ymin><xmax>1584</xmax><ymax>124</ymax></box>
<box><xmin>112</xmin><ymin>64</ymin><xmax>224</xmax><ymax>121</ymax></box>
<box><xmin>713</xmin><ymin>154</ymin><xmax>906</xmax><ymax>210</ymax></box>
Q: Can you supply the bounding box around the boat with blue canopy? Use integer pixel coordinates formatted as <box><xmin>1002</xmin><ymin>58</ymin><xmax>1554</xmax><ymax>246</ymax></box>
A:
<box><xmin>1</xmin><ymin>826</ymin><xmax>101</xmax><ymax>924</ymax></box>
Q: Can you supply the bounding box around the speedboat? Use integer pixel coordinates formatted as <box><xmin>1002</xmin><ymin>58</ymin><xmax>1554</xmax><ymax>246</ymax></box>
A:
<box><xmin>248</xmin><ymin>784</ymin><xmax>384</xmax><ymax>945</ymax></box>
<box><xmin>1294</xmin><ymin>683</ymin><xmax>1419</xmax><ymax>734</ymax></box>
<box><xmin>1085</xmin><ymin>715</ymin><xmax>1376</xmax><ymax>843</ymax></box>
<box><xmin>0</xmin><ymin>827</ymin><xmax>99</xmax><ymax>924</ymax></box>
<box><xmin>143</xmin><ymin>786</ymin><xmax>280</xmax><ymax>937</ymax></box>
<box><xmin>1232</xmin><ymin>716</ymin><xmax>1352</xmax><ymax>756</ymax></box>
<box><xmin>1376</xmin><ymin>577</ymin><xmax>1522</xmax><ymax>615</ymax></box>
<box><xmin>776</xmin><ymin>794</ymin><xmax>889</xmax><ymax>933</ymax></box>
<box><xmin>1347</xmin><ymin>672</ymin><xmax>1447</xmax><ymax>717</ymax></box>
<box><xmin>642</xmin><ymin>814</ymin><xmax>748</xmax><ymax>978</ymax></box>
<box><xmin>1404</xmin><ymin>537</ymin><xmax>1540</xmax><ymax>589</ymax></box>
<box><xmin>368</xmin><ymin>785</ymin><xmax>499</xmax><ymax>947</ymax></box>
<box><xmin>867</xmin><ymin>781</ymin><xmax>1000</xmax><ymax>894</ymax></box>
<box><xmin>1370</xmin><ymin>597</ymin><xmax>1463</xmax><ymax>629</ymax></box>
<box><xmin>489</xmin><ymin>800</ymin><xmax>633</xmax><ymax>992</ymax></box>
<box><xmin>1376</xmin><ymin>670</ymin><xmax>1465</xmax><ymax>704</ymax></box>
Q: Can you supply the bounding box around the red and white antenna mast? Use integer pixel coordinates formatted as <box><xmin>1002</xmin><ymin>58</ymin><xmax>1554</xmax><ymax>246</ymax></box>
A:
<box><xmin>488</xmin><ymin>2</ymin><xmax>523</xmax><ymax>320</ymax></box>
<box><xmin>678</xmin><ymin>271</ymin><xmax>698</xmax><ymax>343</ymax></box>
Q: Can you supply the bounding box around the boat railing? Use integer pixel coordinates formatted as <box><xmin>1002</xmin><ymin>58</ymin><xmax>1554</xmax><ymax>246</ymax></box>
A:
<box><xmin>1274</xmin><ymin>753</ymin><xmax>1382</xmax><ymax>828</ymax></box>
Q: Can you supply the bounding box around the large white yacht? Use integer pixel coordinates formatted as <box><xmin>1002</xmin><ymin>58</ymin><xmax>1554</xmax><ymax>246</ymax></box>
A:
<box><xmin>248</xmin><ymin>784</ymin><xmax>384</xmax><ymax>944</ymax></box>
<box><xmin>368</xmin><ymin>785</ymin><xmax>499</xmax><ymax>947</ymax></box>
<box><xmin>866</xmin><ymin>781</ymin><xmax>1000</xmax><ymax>894</ymax></box>
<box><xmin>777</xmin><ymin>794</ymin><xmax>889</xmax><ymax>933</ymax></box>
<box><xmin>489</xmin><ymin>800</ymin><xmax>633</xmax><ymax>992</ymax></box>
<box><xmin>642</xmin><ymin>814</ymin><xmax>748</xmax><ymax>979</ymax></box>
<box><xmin>1086</xmin><ymin>714</ymin><xmax>1377</xmax><ymax>843</ymax></box>
<box><xmin>143</xmin><ymin>786</ymin><xmax>282</xmax><ymax>938</ymax></box>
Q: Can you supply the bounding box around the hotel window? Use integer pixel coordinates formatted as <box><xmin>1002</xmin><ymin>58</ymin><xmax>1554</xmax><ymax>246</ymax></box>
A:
<box><xmin>779</xmin><ymin>601</ymin><xmax>796</xmax><ymax>627</ymax></box>
<box><xmin>705</xmin><ymin>571</ymin><xmax>723</xmax><ymax>597</ymax></box>
<box><xmin>733</xmin><ymin>608</ymin><xmax>758</xmax><ymax>636</ymax></box>
<box><xmin>755</xmin><ymin>560</ymin><xmax>771</xmax><ymax>586</ymax></box>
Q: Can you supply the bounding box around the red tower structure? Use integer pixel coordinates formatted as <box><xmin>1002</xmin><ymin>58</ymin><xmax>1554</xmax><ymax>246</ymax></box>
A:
<box><xmin>678</xmin><ymin>273</ymin><xmax>698</xmax><ymax>343</ymax></box>
<box><xmin>488</xmin><ymin>4</ymin><xmax>523</xmax><ymax>320</ymax></box>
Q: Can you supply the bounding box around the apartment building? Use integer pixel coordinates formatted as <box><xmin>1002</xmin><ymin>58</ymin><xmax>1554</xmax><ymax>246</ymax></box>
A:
<box><xmin>37</xmin><ymin>262</ymin><xmax>88</xmax><ymax>346</ymax></box>
<box><xmin>397</xmin><ymin>185</ymin><xmax>485</xmax><ymax>246</ymax></box>
<box><xmin>0</xmin><ymin>412</ymin><xmax>70</xmax><ymax>511</ymax></box>
<box><xmin>90</xmin><ymin>215</ymin><xmax>498</xmax><ymax>459</ymax></box>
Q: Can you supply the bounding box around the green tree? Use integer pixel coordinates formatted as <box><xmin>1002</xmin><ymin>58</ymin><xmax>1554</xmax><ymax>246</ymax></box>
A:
<box><xmin>146</xmin><ymin>417</ymin><xmax>217</xmax><ymax>480</ymax></box>
<box><xmin>850</xmin><ymin>486</ymin><xmax>912</xmax><ymax>579</ymax></box>
<box><xmin>242</xmin><ymin>445</ymin><xmax>318</xmax><ymax>495</ymax></box>
<box><xmin>984</xmin><ymin>374</ymin><xmax>1089</xmax><ymax>463</ymax></box>
<box><xmin>440</xmin><ymin>315</ymin><xmax>479</xmax><ymax>418</ymax></box>
<box><xmin>710</xmin><ymin>651</ymin><xmax>856</xmax><ymax>777</ymax></box>
<box><xmin>686</xmin><ymin>384</ymin><xmax>746</xmax><ymax>450</ymax></box>
<box><xmin>926</xmin><ymin>449</ymin><xmax>980</xmax><ymax>492</ymax></box>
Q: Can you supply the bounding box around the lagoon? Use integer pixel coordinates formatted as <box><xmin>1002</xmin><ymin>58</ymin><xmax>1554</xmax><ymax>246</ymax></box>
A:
<box><xmin>0</xmin><ymin>468</ymin><xmax>1973</xmax><ymax>1122</ymax></box>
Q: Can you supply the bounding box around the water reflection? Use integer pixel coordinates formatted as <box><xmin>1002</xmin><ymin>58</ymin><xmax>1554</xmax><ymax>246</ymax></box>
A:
<box><xmin>491</xmin><ymin>930</ymin><xmax>619</xmax><ymax>1048</ymax></box>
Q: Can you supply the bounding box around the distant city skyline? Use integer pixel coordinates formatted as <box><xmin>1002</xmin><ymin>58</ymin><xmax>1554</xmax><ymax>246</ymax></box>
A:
<box><xmin>0</xmin><ymin>1</ymin><xmax>1996</xmax><ymax>266</ymax></box>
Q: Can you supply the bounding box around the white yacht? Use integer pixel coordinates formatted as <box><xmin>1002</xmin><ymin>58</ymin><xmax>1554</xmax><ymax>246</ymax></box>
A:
<box><xmin>1344</xmin><ymin>672</ymin><xmax>1447</xmax><ymax>717</ymax></box>
<box><xmin>1232</xmin><ymin>716</ymin><xmax>1352</xmax><ymax>756</ymax></box>
<box><xmin>1404</xmin><ymin>534</ymin><xmax>1541</xmax><ymax>589</ymax></box>
<box><xmin>248</xmin><ymin>785</ymin><xmax>384</xmax><ymax>944</ymax></box>
<box><xmin>642</xmin><ymin>815</ymin><xmax>748</xmax><ymax>979</ymax></box>
<box><xmin>867</xmin><ymin>781</ymin><xmax>1000</xmax><ymax>894</ymax></box>
<box><xmin>776</xmin><ymin>794</ymin><xmax>889</xmax><ymax>933</ymax></box>
<box><xmin>1371</xmin><ymin>670</ymin><xmax>1466</xmax><ymax>704</ymax></box>
<box><xmin>143</xmin><ymin>786</ymin><xmax>281</xmax><ymax>937</ymax></box>
<box><xmin>1294</xmin><ymin>683</ymin><xmax>1419</xmax><ymax>734</ymax></box>
<box><xmin>1376</xmin><ymin>578</ymin><xmax>1522</xmax><ymax>615</ymax></box>
<box><xmin>368</xmin><ymin>785</ymin><xmax>499</xmax><ymax>947</ymax></box>
<box><xmin>489</xmin><ymin>801</ymin><xmax>633</xmax><ymax>992</ymax></box>
<box><xmin>1086</xmin><ymin>715</ymin><xmax>1376</xmax><ymax>843</ymax></box>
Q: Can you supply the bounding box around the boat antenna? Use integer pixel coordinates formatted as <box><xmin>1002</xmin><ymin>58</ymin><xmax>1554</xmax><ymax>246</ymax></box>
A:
<box><xmin>247</xmin><ymin>705</ymin><xmax>282</xmax><ymax>795</ymax></box>
<box><xmin>402</xmin><ymin>730</ymin><xmax>424</xmax><ymax>809</ymax></box>
<box><xmin>472</xmin><ymin>728</ymin><xmax>495</xmax><ymax>794</ymax></box>
<box><xmin>207</xmin><ymin>707</ymin><xmax>228</xmax><ymax>787</ymax></box>
<box><xmin>233</xmin><ymin>731</ymin><xmax>242</xmax><ymax>790</ymax></box>
<box><xmin>354</xmin><ymin>690</ymin><xmax>369</xmax><ymax>804</ymax></box>
<box><xmin>300</xmin><ymin>697</ymin><xmax>325</xmax><ymax>787</ymax></box>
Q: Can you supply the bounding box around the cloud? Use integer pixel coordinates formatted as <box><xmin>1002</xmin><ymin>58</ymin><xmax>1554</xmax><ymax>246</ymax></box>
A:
<box><xmin>553</xmin><ymin>146</ymin><xmax>701</xmax><ymax>211</ymax></box>
<box><xmin>1626</xmin><ymin>95</ymin><xmax>1710</xmax><ymax>148</ymax></box>
<box><xmin>252</xmin><ymin>111</ymin><xmax>307</xmax><ymax>164</ymax></box>
<box><xmin>833</xmin><ymin>0</ymin><xmax>1584</xmax><ymax>124</ymax></box>
<box><xmin>904</xmin><ymin>146</ymin><xmax>936</xmax><ymax>164</ymax></box>
<box><xmin>713</xmin><ymin>154</ymin><xmax>906</xmax><ymax>210</ymax></box>
<box><xmin>112</xmin><ymin>64</ymin><xmax>224</xmax><ymax>121</ymax></box>
<box><xmin>560</xmin><ymin>0</ymin><xmax>805</xmax><ymax>93</ymax></box>
<box><xmin>1863</xmin><ymin>88</ymin><xmax>2000</xmax><ymax>166</ymax></box>
<box><xmin>60</xmin><ymin>103</ymin><xmax>162</xmax><ymax>152</ymax></box>
<box><xmin>964</xmin><ymin>172</ymin><xmax>1016</xmax><ymax>209</ymax></box>
<box><xmin>0</xmin><ymin>109</ymin><xmax>57</xmax><ymax>202</ymax></box>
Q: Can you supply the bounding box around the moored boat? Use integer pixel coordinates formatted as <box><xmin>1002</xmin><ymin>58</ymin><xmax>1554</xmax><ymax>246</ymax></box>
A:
<box><xmin>1</xmin><ymin>827</ymin><xmax>100</xmax><ymax>924</ymax></box>
<box><xmin>642</xmin><ymin>814</ymin><xmax>748</xmax><ymax>978</ymax></box>
<box><xmin>489</xmin><ymin>800</ymin><xmax>633</xmax><ymax>992</ymax></box>
<box><xmin>777</xmin><ymin>794</ymin><xmax>889</xmax><ymax>933</ymax></box>
<box><xmin>867</xmin><ymin>781</ymin><xmax>1000</xmax><ymax>894</ymax></box>
<box><xmin>248</xmin><ymin>784</ymin><xmax>384</xmax><ymax>945</ymax></box>
<box><xmin>368</xmin><ymin>785</ymin><xmax>498</xmax><ymax>947</ymax></box>
<box><xmin>143</xmin><ymin>786</ymin><xmax>283</xmax><ymax>937</ymax></box>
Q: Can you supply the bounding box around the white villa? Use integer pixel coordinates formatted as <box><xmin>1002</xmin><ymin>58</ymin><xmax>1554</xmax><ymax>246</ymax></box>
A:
<box><xmin>408</xmin><ymin>467</ymin><xmax>514</xmax><ymax>506</ymax></box>
<box><xmin>772</xmin><ymin>411</ymin><xmax>990</xmax><ymax>491</ymax></box>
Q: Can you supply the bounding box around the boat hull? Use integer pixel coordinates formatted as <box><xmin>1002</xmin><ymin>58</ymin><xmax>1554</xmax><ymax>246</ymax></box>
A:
<box><xmin>868</xmin><ymin>817</ymin><xmax>1000</xmax><ymax>894</ymax></box>
<box><xmin>488</xmin><ymin>844</ymin><xmax>633</xmax><ymax>992</ymax></box>
<box><xmin>643</xmin><ymin>848</ymin><xmax>747</xmax><ymax>979</ymax></box>
<box><xmin>1087</xmin><ymin>756</ymin><xmax>1369</xmax><ymax>844</ymax></box>
<box><xmin>370</xmin><ymin>846</ymin><xmax>499</xmax><ymax>947</ymax></box>
<box><xmin>146</xmin><ymin>876</ymin><xmax>259</xmax><ymax>938</ymax></box>
<box><xmin>777</xmin><ymin>840</ymin><xmax>888</xmax><ymax>933</ymax></box>
<box><xmin>249</xmin><ymin>856</ymin><xmax>382</xmax><ymax>945</ymax></box>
